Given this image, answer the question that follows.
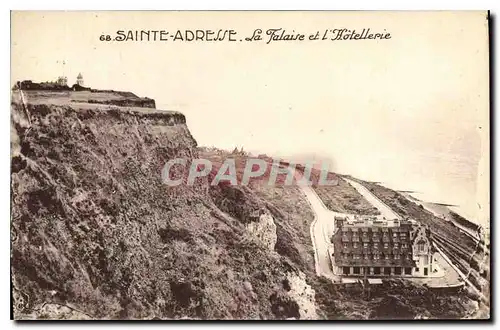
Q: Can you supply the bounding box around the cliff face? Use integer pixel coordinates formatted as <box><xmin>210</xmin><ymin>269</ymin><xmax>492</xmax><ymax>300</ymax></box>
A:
<box><xmin>10</xmin><ymin>89</ymin><xmax>483</xmax><ymax>320</ymax></box>
<box><xmin>10</xmin><ymin>91</ymin><xmax>306</xmax><ymax>320</ymax></box>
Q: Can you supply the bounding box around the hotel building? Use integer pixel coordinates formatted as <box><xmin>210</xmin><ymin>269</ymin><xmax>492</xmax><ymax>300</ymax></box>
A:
<box><xmin>331</xmin><ymin>215</ymin><xmax>436</xmax><ymax>277</ymax></box>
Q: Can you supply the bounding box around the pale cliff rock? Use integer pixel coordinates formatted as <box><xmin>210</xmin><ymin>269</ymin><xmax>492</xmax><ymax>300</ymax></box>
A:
<box><xmin>245</xmin><ymin>213</ymin><xmax>277</xmax><ymax>251</ymax></box>
<box><xmin>285</xmin><ymin>271</ymin><xmax>318</xmax><ymax>320</ymax></box>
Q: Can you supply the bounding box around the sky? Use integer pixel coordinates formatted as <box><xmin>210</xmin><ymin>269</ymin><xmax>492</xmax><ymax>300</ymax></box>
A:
<box><xmin>11</xmin><ymin>11</ymin><xmax>490</xmax><ymax>224</ymax></box>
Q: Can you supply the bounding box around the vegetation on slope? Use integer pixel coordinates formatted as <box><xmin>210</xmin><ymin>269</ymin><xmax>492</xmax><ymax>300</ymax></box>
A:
<box><xmin>199</xmin><ymin>147</ymin><xmax>317</xmax><ymax>273</ymax></box>
<box><xmin>313</xmin><ymin>178</ymin><xmax>381</xmax><ymax>215</ymax></box>
<box><xmin>311</xmin><ymin>277</ymin><xmax>477</xmax><ymax>320</ymax></box>
<box><xmin>11</xmin><ymin>100</ymin><xmax>303</xmax><ymax>320</ymax></box>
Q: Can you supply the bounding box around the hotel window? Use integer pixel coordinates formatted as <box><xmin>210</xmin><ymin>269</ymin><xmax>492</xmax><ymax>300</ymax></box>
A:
<box><xmin>364</xmin><ymin>254</ymin><xmax>370</xmax><ymax>260</ymax></box>
<box><xmin>400</xmin><ymin>233</ymin><xmax>407</xmax><ymax>238</ymax></box>
<box><xmin>417</xmin><ymin>240</ymin><xmax>426</xmax><ymax>253</ymax></box>
<box><xmin>363</xmin><ymin>242</ymin><xmax>369</xmax><ymax>248</ymax></box>
<box><xmin>393</xmin><ymin>232</ymin><xmax>398</xmax><ymax>238</ymax></box>
<box><xmin>395</xmin><ymin>254</ymin><xmax>401</xmax><ymax>260</ymax></box>
<box><xmin>343</xmin><ymin>243</ymin><xmax>348</xmax><ymax>248</ymax></box>
<box><xmin>374</xmin><ymin>254</ymin><xmax>380</xmax><ymax>260</ymax></box>
<box><xmin>385</xmin><ymin>254</ymin><xmax>390</xmax><ymax>260</ymax></box>
<box><xmin>402</xmin><ymin>243</ymin><xmax>408</xmax><ymax>248</ymax></box>
<box><xmin>394</xmin><ymin>243</ymin><xmax>399</xmax><ymax>249</ymax></box>
<box><xmin>353</xmin><ymin>242</ymin><xmax>358</xmax><ymax>248</ymax></box>
<box><xmin>384</xmin><ymin>242</ymin><xmax>389</xmax><ymax>249</ymax></box>
<box><xmin>373</xmin><ymin>242</ymin><xmax>379</xmax><ymax>249</ymax></box>
<box><xmin>353</xmin><ymin>254</ymin><xmax>361</xmax><ymax>260</ymax></box>
<box><xmin>344</xmin><ymin>253</ymin><xmax>350</xmax><ymax>259</ymax></box>
<box><xmin>405</xmin><ymin>254</ymin><xmax>411</xmax><ymax>260</ymax></box>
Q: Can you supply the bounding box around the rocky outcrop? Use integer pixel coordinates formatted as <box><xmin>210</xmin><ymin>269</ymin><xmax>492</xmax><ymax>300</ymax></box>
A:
<box><xmin>245</xmin><ymin>213</ymin><xmax>277</xmax><ymax>251</ymax></box>
<box><xmin>209</xmin><ymin>185</ymin><xmax>267</xmax><ymax>224</ymax></box>
<box><xmin>285</xmin><ymin>271</ymin><xmax>317</xmax><ymax>320</ymax></box>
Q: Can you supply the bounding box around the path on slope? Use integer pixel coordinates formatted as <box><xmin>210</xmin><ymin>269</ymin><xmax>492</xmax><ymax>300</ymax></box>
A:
<box><xmin>299</xmin><ymin>185</ymin><xmax>340</xmax><ymax>280</ymax></box>
<box><xmin>288</xmin><ymin>169</ymin><xmax>346</xmax><ymax>281</ymax></box>
<box><xmin>343</xmin><ymin>178</ymin><xmax>400</xmax><ymax>219</ymax></box>
<box><xmin>270</xmin><ymin>164</ymin><xmax>338</xmax><ymax>280</ymax></box>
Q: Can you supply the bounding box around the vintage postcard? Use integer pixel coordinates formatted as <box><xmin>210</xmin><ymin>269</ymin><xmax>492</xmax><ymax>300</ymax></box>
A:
<box><xmin>10</xmin><ymin>11</ymin><xmax>490</xmax><ymax>320</ymax></box>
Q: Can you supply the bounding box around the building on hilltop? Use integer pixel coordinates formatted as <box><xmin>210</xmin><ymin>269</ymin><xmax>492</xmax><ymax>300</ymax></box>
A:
<box><xmin>15</xmin><ymin>80</ymin><xmax>71</xmax><ymax>91</ymax></box>
<box><xmin>56</xmin><ymin>76</ymin><xmax>68</xmax><ymax>86</ymax></box>
<box><xmin>331</xmin><ymin>215</ymin><xmax>438</xmax><ymax>277</ymax></box>
<box><xmin>76</xmin><ymin>73</ymin><xmax>84</xmax><ymax>86</ymax></box>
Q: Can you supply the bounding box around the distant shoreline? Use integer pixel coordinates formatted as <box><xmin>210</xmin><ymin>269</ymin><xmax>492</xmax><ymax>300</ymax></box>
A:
<box><xmin>348</xmin><ymin>174</ymin><xmax>485</xmax><ymax>229</ymax></box>
<box><xmin>399</xmin><ymin>191</ymin><xmax>483</xmax><ymax>240</ymax></box>
<box><xmin>339</xmin><ymin>172</ymin><xmax>485</xmax><ymax>236</ymax></box>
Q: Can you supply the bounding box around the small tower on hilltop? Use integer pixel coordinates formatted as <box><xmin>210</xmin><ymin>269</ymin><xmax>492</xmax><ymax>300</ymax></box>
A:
<box><xmin>76</xmin><ymin>73</ymin><xmax>84</xmax><ymax>86</ymax></box>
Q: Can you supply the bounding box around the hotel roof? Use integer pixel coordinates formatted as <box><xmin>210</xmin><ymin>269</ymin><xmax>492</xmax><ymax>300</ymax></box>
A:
<box><xmin>336</xmin><ymin>215</ymin><xmax>417</xmax><ymax>228</ymax></box>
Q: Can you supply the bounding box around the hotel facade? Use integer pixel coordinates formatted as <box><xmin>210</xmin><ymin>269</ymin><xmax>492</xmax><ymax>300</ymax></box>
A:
<box><xmin>331</xmin><ymin>216</ymin><xmax>437</xmax><ymax>277</ymax></box>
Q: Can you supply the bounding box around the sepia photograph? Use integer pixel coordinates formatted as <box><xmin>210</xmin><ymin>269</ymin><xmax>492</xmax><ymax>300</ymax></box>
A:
<box><xmin>10</xmin><ymin>10</ymin><xmax>491</xmax><ymax>320</ymax></box>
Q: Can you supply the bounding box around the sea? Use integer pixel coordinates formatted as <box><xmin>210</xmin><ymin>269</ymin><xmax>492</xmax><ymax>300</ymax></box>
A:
<box><xmin>333</xmin><ymin>149</ymin><xmax>489</xmax><ymax>230</ymax></box>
